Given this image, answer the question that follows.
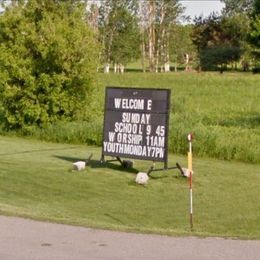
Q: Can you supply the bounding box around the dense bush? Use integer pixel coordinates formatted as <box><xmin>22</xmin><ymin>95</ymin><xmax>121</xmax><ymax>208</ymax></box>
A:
<box><xmin>252</xmin><ymin>67</ymin><xmax>260</xmax><ymax>73</ymax></box>
<box><xmin>200</xmin><ymin>45</ymin><xmax>241</xmax><ymax>71</ymax></box>
<box><xmin>0</xmin><ymin>0</ymin><xmax>99</xmax><ymax>131</ymax></box>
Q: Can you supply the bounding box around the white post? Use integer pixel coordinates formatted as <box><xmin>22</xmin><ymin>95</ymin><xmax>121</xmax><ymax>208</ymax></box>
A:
<box><xmin>187</xmin><ymin>133</ymin><xmax>193</xmax><ymax>230</ymax></box>
<box><xmin>104</xmin><ymin>63</ymin><xmax>110</xmax><ymax>73</ymax></box>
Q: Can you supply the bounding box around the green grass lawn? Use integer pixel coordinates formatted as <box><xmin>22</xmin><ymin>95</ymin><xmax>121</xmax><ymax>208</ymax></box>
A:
<box><xmin>0</xmin><ymin>135</ymin><xmax>259</xmax><ymax>239</ymax></box>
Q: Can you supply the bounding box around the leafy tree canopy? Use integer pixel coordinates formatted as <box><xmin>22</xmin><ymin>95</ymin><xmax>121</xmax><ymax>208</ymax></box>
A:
<box><xmin>192</xmin><ymin>13</ymin><xmax>245</xmax><ymax>70</ymax></box>
<box><xmin>0</xmin><ymin>0</ymin><xmax>99</xmax><ymax>131</ymax></box>
<box><xmin>253</xmin><ymin>0</ymin><xmax>260</xmax><ymax>14</ymax></box>
<box><xmin>98</xmin><ymin>0</ymin><xmax>140</xmax><ymax>66</ymax></box>
<box><xmin>248</xmin><ymin>0</ymin><xmax>260</xmax><ymax>63</ymax></box>
<box><xmin>220</xmin><ymin>0</ymin><xmax>254</xmax><ymax>15</ymax></box>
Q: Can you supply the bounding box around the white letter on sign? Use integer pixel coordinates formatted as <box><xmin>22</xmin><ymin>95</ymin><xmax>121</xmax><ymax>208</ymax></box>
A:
<box><xmin>147</xmin><ymin>100</ymin><xmax>152</xmax><ymax>110</ymax></box>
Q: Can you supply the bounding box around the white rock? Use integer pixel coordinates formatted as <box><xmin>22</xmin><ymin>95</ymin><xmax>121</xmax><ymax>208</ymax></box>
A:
<box><xmin>135</xmin><ymin>172</ymin><xmax>149</xmax><ymax>185</ymax></box>
<box><xmin>182</xmin><ymin>168</ymin><xmax>194</xmax><ymax>178</ymax></box>
<box><xmin>73</xmin><ymin>161</ymin><xmax>86</xmax><ymax>171</ymax></box>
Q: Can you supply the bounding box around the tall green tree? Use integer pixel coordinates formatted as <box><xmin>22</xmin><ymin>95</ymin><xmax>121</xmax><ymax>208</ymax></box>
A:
<box><xmin>253</xmin><ymin>0</ymin><xmax>260</xmax><ymax>13</ymax></box>
<box><xmin>220</xmin><ymin>0</ymin><xmax>254</xmax><ymax>69</ymax></box>
<box><xmin>192</xmin><ymin>13</ymin><xmax>244</xmax><ymax>70</ymax></box>
<box><xmin>154</xmin><ymin>0</ymin><xmax>184</xmax><ymax>72</ymax></box>
<box><xmin>169</xmin><ymin>24</ymin><xmax>196</xmax><ymax>71</ymax></box>
<box><xmin>139</xmin><ymin>0</ymin><xmax>184</xmax><ymax>72</ymax></box>
<box><xmin>0</xmin><ymin>0</ymin><xmax>99</xmax><ymax>130</ymax></box>
<box><xmin>248</xmin><ymin>0</ymin><xmax>260</xmax><ymax>67</ymax></box>
<box><xmin>98</xmin><ymin>0</ymin><xmax>140</xmax><ymax>72</ymax></box>
<box><xmin>220</xmin><ymin>0</ymin><xmax>254</xmax><ymax>15</ymax></box>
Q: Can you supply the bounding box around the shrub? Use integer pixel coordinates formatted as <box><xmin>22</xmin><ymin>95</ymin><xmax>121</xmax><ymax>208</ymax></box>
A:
<box><xmin>0</xmin><ymin>0</ymin><xmax>99</xmax><ymax>131</ymax></box>
<box><xmin>252</xmin><ymin>67</ymin><xmax>260</xmax><ymax>73</ymax></box>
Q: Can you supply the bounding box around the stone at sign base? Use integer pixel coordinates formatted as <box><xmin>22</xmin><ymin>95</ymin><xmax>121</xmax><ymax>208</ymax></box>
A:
<box><xmin>73</xmin><ymin>161</ymin><xmax>86</xmax><ymax>171</ymax></box>
<box><xmin>182</xmin><ymin>168</ymin><xmax>194</xmax><ymax>178</ymax></box>
<box><xmin>135</xmin><ymin>172</ymin><xmax>149</xmax><ymax>185</ymax></box>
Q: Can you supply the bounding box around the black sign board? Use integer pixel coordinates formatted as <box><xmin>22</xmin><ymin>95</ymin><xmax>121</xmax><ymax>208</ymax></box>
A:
<box><xmin>102</xmin><ymin>87</ymin><xmax>171</xmax><ymax>165</ymax></box>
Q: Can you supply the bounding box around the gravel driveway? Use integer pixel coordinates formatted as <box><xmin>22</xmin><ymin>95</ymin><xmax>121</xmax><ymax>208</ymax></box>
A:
<box><xmin>0</xmin><ymin>215</ymin><xmax>259</xmax><ymax>260</ymax></box>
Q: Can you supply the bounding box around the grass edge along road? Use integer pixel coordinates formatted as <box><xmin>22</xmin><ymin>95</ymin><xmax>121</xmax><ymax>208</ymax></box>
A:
<box><xmin>0</xmin><ymin>135</ymin><xmax>259</xmax><ymax>239</ymax></box>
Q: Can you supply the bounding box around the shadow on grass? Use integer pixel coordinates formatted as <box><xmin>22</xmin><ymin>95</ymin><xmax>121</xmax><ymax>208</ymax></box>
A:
<box><xmin>217</xmin><ymin>114</ymin><xmax>260</xmax><ymax>128</ymax></box>
<box><xmin>0</xmin><ymin>147</ymin><xmax>78</xmax><ymax>156</ymax></box>
<box><xmin>103</xmin><ymin>213</ymin><xmax>125</xmax><ymax>225</ymax></box>
<box><xmin>53</xmin><ymin>155</ymin><xmax>138</xmax><ymax>174</ymax></box>
<box><xmin>148</xmin><ymin>169</ymin><xmax>183</xmax><ymax>180</ymax></box>
<box><xmin>54</xmin><ymin>155</ymin><xmax>183</xmax><ymax>178</ymax></box>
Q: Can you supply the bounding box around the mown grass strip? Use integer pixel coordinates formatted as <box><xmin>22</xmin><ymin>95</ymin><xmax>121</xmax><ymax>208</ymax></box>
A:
<box><xmin>0</xmin><ymin>136</ymin><xmax>259</xmax><ymax>239</ymax></box>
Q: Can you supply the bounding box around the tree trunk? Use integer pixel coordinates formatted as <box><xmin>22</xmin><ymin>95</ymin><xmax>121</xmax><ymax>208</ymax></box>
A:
<box><xmin>148</xmin><ymin>1</ymin><xmax>155</xmax><ymax>72</ymax></box>
<box><xmin>164</xmin><ymin>45</ymin><xmax>170</xmax><ymax>72</ymax></box>
<box><xmin>174</xmin><ymin>53</ymin><xmax>178</xmax><ymax>72</ymax></box>
<box><xmin>114</xmin><ymin>63</ymin><xmax>118</xmax><ymax>73</ymax></box>
<box><xmin>185</xmin><ymin>53</ymin><xmax>190</xmax><ymax>71</ymax></box>
<box><xmin>159</xmin><ymin>3</ymin><xmax>166</xmax><ymax>73</ymax></box>
<box><xmin>164</xmin><ymin>31</ymin><xmax>171</xmax><ymax>72</ymax></box>
<box><xmin>104</xmin><ymin>63</ymin><xmax>110</xmax><ymax>73</ymax></box>
<box><xmin>155</xmin><ymin>47</ymin><xmax>159</xmax><ymax>73</ymax></box>
<box><xmin>88</xmin><ymin>4</ymin><xmax>99</xmax><ymax>33</ymax></box>
<box><xmin>119</xmin><ymin>64</ymin><xmax>124</xmax><ymax>73</ymax></box>
<box><xmin>141</xmin><ymin>35</ymin><xmax>146</xmax><ymax>73</ymax></box>
<box><xmin>139</xmin><ymin>2</ymin><xmax>149</xmax><ymax>73</ymax></box>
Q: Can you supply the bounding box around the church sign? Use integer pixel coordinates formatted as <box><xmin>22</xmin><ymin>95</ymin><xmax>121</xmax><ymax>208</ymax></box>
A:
<box><xmin>102</xmin><ymin>87</ymin><xmax>171</xmax><ymax>165</ymax></box>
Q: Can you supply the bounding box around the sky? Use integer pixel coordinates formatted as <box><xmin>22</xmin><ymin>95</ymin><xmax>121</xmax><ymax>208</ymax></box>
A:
<box><xmin>0</xmin><ymin>0</ymin><xmax>225</xmax><ymax>20</ymax></box>
<box><xmin>181</xmin><ymin>0</ymin><xmax>225</xmax><ymax>20</ymax></box>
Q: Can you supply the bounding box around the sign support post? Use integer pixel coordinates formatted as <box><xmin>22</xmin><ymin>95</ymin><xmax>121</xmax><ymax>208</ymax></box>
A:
<box><xmin>101</xmin><ymin>86</ymin><xmax>185</xmax><ymax>176</ymax></box>
<box><xmin>188</xmin><ymin>133</ymin><xmax>193</xmax><ymax>230</ymax></box>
